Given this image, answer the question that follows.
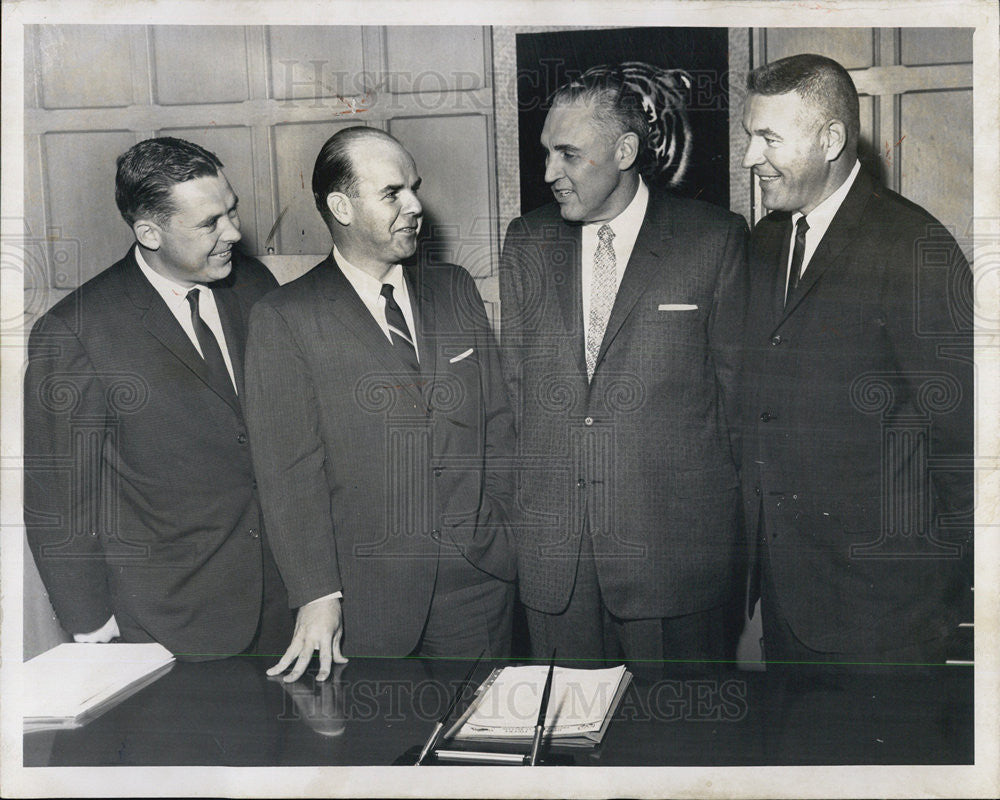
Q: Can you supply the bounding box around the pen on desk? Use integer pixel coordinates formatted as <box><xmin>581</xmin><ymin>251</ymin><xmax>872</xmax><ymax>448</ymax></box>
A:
<box><xmin>527</xmin><ymin>649</ymin><xmax>556</xmax><ymax>766</ymax></box>
<box><xmin>415</xmin><ymin>648</ymin><xmax>485</xmax><ymax>765</ymax></box>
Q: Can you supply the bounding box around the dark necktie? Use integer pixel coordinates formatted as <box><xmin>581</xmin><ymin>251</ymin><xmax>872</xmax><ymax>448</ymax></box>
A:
<box><xmin>186</xmin><ymin>288</ymin><xmax>237</xmax><ymax>399</ymax></box>
<box><xmin>786</xmin><ymin>215</ymin><xmax>810</xmax><ymax>304</ymax></box>
<box><xmin>380</xmin><ymin>283</ymin><xmax>419</xmax><ymax>372</ymax></box>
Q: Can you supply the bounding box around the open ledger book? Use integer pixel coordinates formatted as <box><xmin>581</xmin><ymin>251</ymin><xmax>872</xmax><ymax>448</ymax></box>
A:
<box><xmin>24</xmin><ymin>642</ymin><xmax>175</xmax><ymax>732</ymax></box>
<box><xmin>445</xmin><ymin>664</ymin><xmax>631</xmax><ymax>747</ymax></box>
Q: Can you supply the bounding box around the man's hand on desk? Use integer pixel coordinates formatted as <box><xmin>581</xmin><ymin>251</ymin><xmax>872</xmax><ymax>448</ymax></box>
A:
<box><xmin>267</xmin><ymin>595</ymin><xmax>348</xmax><ymax>683</ymax></box>
<box><xmin>72</xmin><ymin>615</ymin><xmax>120</xmax><ymax>643</ymax></box>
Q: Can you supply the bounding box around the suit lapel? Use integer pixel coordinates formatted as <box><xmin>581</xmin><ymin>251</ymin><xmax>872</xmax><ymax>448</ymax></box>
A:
<box><xmin>122</xmin><ymin>250</ymin><xmax>241</xmax><ymax>413</ymax></box>
<box><xmin>772</xmin><ymin>218</ymin><xmax>792</xmax><ymax>320</ymax></box>
<box><xmin>408</xmin><ymin>263</ymin><xmax>438</xmax><ymax>404</ymax></box>
<box><xmin>592</xmin><ymin>192</ymin><xmax>671</xmax><ymax>373</ymax></box>
<box><xmin>213</xmin><ymin>281</ymin><xmax>247</xmax><ymax>400</ymax></box>
<box><xmin>778</xmin><ymin>169</ymin><xmax>875</xmax><ymax>323</ymax></box>
<box><xmin>321</xmin><ymin>255</ymin><xmax>427</xmax><ymax>409</ymax></box>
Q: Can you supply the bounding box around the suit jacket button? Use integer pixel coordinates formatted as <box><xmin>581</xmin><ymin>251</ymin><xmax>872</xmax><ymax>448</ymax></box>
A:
<box><xmin>760</xmin><ymin>412</ymin><xmax>773</xmax><ymax>423</ymax></box>
<box><xmin>249</xmin><ymin>528</ymin><xmax>259</xmax><ymax>538</ymax></box>
<box><xmin>770</xmin><ymin>335</ymin><xmax>782</xmax><ymax>346</ymax></box>
<box><xmin>433</xmin><ymin>467</ymin><xmax>443</xmax><ymax>477</ymax></box>
<box><xmin>430</xmin><ymin>529</ymin><xmax>441</xmax><ymax>541</ymax></box>
<box><xmin>577</xmin><ymin>478</ymin><xmax>586</xmax><ymax>488</ymax></box>
<box><xmin>236</xmin><ymin>431</ymin><xmax>248</xmax><ymax>444</ymax></box>
<box><xmin>754</xmin><ymin>486</ymin><xmax>761</xmax><ymax>496</ymax></box>
<box><xmin>584</xmin><ymin>416</ymin><xmax>594</xmax><ymax>426</ymax></box>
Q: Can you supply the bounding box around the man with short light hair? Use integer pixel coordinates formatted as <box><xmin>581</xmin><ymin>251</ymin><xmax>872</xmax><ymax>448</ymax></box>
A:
<box><xmin>740</xmin><ymin>54</ymin><xmax>973</xmax><ymax>665</ymax></box>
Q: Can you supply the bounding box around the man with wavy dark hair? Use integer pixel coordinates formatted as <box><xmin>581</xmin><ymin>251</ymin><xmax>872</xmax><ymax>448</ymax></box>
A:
<box><xmin>740</xmin><ymin>54</ymin><xmax>973</xmax><ymax>665</ymax></box>
<box><xmin>24</xmin><ymin>137</ymin><xmax>292</xmax><ymax>659</ymax></box>
<box><xmin>500</xmin><ymin>64</ymin><xmax>750</xmax><ymax>671</ymax></box>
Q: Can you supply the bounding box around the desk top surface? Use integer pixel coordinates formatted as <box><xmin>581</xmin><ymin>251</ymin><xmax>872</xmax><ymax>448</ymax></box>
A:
<box><xmin>24</xmin><ymin>657</ymin><xmax>973</xmax><ymax>768</ymax></box>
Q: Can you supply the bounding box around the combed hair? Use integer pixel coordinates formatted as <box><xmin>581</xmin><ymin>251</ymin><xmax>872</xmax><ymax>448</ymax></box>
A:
<box><xmin>312</xmin><ymin>126</ymin><xmax>399</xmax><ymax>227</ymax></box>
<box><xmin>115</xmin><ymin>137</ymin><xmax>223</xmax><ymax>226</ymax></box>
<box><xmin>746</xmin><ymin>53</ymin><xmax>860</xmax><ymax>144</ymax></box>
<box><xmin>550</xmin><ymin>62</ymin><xmax>693</xmax><ymax>187</ymax></box>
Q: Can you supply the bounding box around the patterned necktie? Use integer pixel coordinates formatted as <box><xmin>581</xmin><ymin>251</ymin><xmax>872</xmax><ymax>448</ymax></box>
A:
<box><xmin>786</xmin><ymin>215</ymin><xmax>810</xmax><ymax>304</ymax></box>
<box><xmin>186</xmin><ymin>288</ymin><xmax>237</xmax><ymax>399</ymax></box>
<box><xmin>586</xmin><ymin>223</ymin><xmax>616</xmax><ymax>380</ymax></box>
<box><xmin>381</xmin><ymin>283</ymin><xmax>419</xmax><ymax>372</ymax></box>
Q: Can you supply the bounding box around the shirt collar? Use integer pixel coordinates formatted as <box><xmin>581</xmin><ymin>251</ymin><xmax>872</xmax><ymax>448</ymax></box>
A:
<box><xmin>134</xmin><ymin>245</ymin><xmax>202</xmax><ymax>309</ymax></box>
<box><xmin>333</xmin><ymin>245</ymin><xmax>406</xmax><ymax>306</ymax></box>
<box><xmin>585</xmin><ymin>177</ymin><xmax>650</xmax><ymax>240</ymax></box>
<box><xmin>792</xmin><ymin>159</ymin><xmax>861</xmax><ymax>231</ymax></box>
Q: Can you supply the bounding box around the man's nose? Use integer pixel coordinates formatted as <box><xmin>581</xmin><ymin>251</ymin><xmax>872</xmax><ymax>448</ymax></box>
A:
<box><xmin>220</xmin><ymin>212</ymin><xmax>242</xmax><ymax>242</ymax></box>
<box><xmin>742</xmin><ymin>138</ymin><xmax>764</xmax><ymax>170</ymax></box>
<box><xmin>543</xmin><ymin>153</ymin><xmax>561</xmax><ymax>185</ymax></box>
<box><xmin>401</xmin><ymin>190</ymin><xmax>422</xmax><ymax>217</ymax></box>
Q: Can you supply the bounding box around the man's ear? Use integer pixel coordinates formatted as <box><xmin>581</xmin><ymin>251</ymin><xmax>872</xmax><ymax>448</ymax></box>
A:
<box><xmin>133</xmin><ymin>219</ymin><xmax>161</xmax><ymax>251</ymax></box>
<box><xmin>327</xmin><ymin>192</ymin><xmax>353</xmax><ymax>226</ymax></box>
<box><xmin>616</xmin><ymin>131</ymin><xmax>640</xmax><ymax>171</ymax></box>
<box><xmin>822</xmin><ymin>119</ymin><xmax>848</xmax><ymax>162</ymax></box>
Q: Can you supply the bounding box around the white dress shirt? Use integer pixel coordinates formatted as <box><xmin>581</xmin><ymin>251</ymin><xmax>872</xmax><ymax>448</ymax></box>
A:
<box><xmin>333</xmin><ymin>245</ymin><xmax>419</xmax><ymax>362</ymax></box>
<box><xmin>785</xmin><ymin>159</ymin><xmax>862</xmax><ymax>298</ymax></box>
<box><xmin>581</xmin><ymin>178</ymin><xmax>650</xmax><ymax>325</ymax></box>
<box><xmin>134</xmin><ymin>246</ymin><xmax>238</xmax><ymax>391</ymax></box>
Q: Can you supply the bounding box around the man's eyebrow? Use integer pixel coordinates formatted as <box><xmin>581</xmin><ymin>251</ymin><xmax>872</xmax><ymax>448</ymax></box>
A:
<box><xmin>551</xmin><ymin>143</ymin><xmax>581</xmax><ymax>154</ymax></box>
<box><xmin>378</xmin><ymin>179</ymin><xmax>421</xmax><ymax>193</ymax></box>
<box><xmin>194</xmin><ymin>196</ymin><xmax>238</xmax><ymax>228</ymax></box>
<box><xmin>751</xmin><ymin>127</ymin><xmax>781</xmax><ymax>138</ymax></box>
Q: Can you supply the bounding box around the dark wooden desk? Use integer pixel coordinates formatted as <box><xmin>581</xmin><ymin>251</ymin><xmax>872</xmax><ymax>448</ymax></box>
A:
<box><xmin>24</xmin><ymin>658</ymin><xmax>973</xmax><ymax>767</ymax></box>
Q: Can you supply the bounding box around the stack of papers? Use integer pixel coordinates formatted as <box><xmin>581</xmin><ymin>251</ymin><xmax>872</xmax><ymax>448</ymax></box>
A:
<box><xmin>446</xmin><ymin>664</ymin><xmax>631</xmax><ymax>747</ymax></box>
<box><xmin>23</xmin><ymin>643</ymin><xmax>175</xmax><ymax>732</ymax></box>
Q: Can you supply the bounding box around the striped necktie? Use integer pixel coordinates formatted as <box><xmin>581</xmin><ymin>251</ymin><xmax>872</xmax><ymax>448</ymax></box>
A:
<box><xmin>381</xmin><ymin>283</ymin><xmax>419</xmax><ymax>372</ymax></box>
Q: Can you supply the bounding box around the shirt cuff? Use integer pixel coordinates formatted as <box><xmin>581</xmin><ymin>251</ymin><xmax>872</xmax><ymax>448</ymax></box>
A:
<box><xmin>304</xmin><ymin>591</ymin><xmax>343</xmax><ymax>607</ymax></box>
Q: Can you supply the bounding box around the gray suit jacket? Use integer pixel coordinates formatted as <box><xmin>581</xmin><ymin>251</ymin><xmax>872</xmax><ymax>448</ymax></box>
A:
<box><xmin>500</xmin><ymin>189</ymin><xmax>750</xmax><ymax>618</ymax></box>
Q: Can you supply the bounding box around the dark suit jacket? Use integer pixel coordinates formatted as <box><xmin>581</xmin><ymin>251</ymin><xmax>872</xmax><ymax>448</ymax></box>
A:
<box><xmin>24</xmin><ymin>248</ymin><xmax>283</xmax><ymax>658</ymax></box>
<box><xmin>741</xmin><ymin>168</ymin><xmax>974</xmax><ymax>653</ymax></box>
<box><xmin>243</xmin><ymin>255</ymin><xmax>516</xmax><ymax>658</ymax></box>
<box><xmin>499</xmin><ymin>189</ymin><xmax>750</xmax><ymax>618</ymax></box>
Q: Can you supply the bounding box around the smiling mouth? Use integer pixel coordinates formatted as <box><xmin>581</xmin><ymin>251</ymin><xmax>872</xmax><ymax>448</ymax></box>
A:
<box><xmin>755</xmin><ymin>174</ymin><xmax>780</xmax><ymax>184</ymax></box>
<box><xmin>552</xmin><ymin>187</ymin><xmax>574</xmax><ymax>200</ymax></box>
<box><xmin>211</xmin><ymin>248</ymin><xmax>233</xmax><ymax>259</ymax></box>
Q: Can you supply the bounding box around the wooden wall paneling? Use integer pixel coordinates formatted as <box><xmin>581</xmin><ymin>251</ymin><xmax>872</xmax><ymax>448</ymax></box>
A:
<box><xmin>899</xmin><ymin>89</ymin><xmax>974</xmax><ymax>239</ymax></box>
<box><xmin>384</xmin><ymin>26</ymin><xmax>488</xmax><ymax>93</ymax></box>
<box><xmin>150</xmin><ymin>26</ymin><xmax>251</xmax><ymax>106</ymax></box>
<box><xmin>900</xmin><ymin>27</ymin><xmax>973</xmax><ymax>65</ymax></box>
<box><xmin>266</xmin><ymin>25</ymin><xmax>365</xmax><ymax>101</ymax></box>
<box><xmin>35</xmin><ymin>25</ymin><xmax>136</xmax><ymax>110</ymax></box>
<box><xmin>762</xmin><ymin>27</ymin><xmax>874</xmax><ymax>69</ymax></box>
<box><xmin>41</xmin><ymin>130</ymin><xmax>137</xmax><ymax>287</ymax></box>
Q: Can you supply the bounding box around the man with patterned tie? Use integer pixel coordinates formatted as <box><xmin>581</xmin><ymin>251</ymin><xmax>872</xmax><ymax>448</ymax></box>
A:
<box><xmin>245</xmin><ymin>127</ymin><xmax>516</xmax><ymax>681</ymax></box>
<box><xmin>499</xmin><ymin>65</ymin><xmax>750</xmax><ymax>669</ymax></box>
<box><xmin>740</xmin><ymin>54</ymin><xmax>973</xmax><ymax>665</ymax></box>
<box><xmin>24</xmin><ymin>137</ymin><xmax>293</xmax><ymax>658</ymax></box>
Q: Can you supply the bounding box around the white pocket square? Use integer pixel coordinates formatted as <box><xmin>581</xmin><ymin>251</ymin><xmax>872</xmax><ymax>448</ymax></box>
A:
<box><xmin>658</xmin><ymin>303</ymin><xmax>698</xmax><ymax>311</ymax></box>
<box><xmin>449</xmin><ymin>348</ymin><xmax>474</xmax><ymax>364</ymax></box>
